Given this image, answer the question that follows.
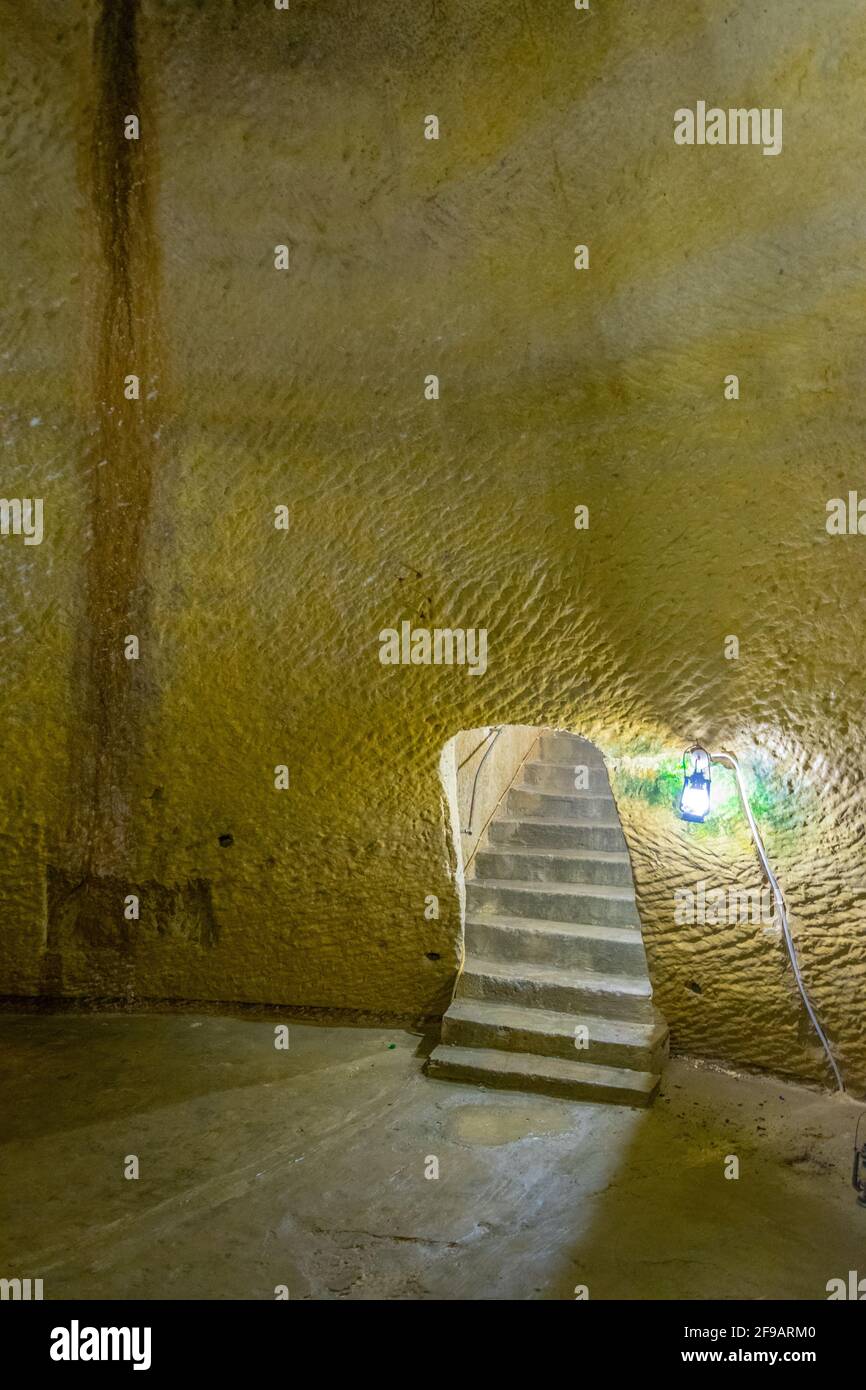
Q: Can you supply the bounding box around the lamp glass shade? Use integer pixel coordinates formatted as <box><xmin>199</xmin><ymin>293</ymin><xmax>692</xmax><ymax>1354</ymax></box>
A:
<box><xmin>680</xmin><ymin>749</ymin><xmax>711</xmax><ymax>823</ymax></box>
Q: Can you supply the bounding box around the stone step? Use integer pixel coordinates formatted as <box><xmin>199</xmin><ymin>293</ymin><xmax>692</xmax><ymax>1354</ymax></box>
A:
<box><xmin>441</xmin><ymin>996</ymin><xmax>669</xmax><ymax>1069</ymax></box>
<box><xmin>467</xmin><ymin>876</ymin><xmax>640</xmax><ymax>927</ymax></box>
<box><xmin>474</xmin><ymin>844</ymin><xmax>634</xmax><ymax>888</ymax></box>
<box><xmin>465</xmin><ymin>913</ymin><xmax>647</xmax><ymax>974</ymax></box>
<box><xmin>508</xmin><ymin>786</ymin><xmax>619</xmax><ymax>824</ymax></box>
<box><xmin>457</xmin><ymin>955</ymin><xmax>656</xmax><ymax>1021</ymax></box>
<box><xmin>425</xmin><ymin>1043</ymin><xmax>660</xmax><ymax>1107</ymax></box>
<box><xmin>488</xmin><ymin>816</ymin><xmax>627</xmax><ymax>853</ymax></box>
<box><xmin>535</xmin><ymin>732</ymin><xmax>608</xmax><ymax>765</ymax></box>
<box><xmin>522</xmin><ymin>760</ymin><xmax>612</xmax><ymax>794</ymax></box>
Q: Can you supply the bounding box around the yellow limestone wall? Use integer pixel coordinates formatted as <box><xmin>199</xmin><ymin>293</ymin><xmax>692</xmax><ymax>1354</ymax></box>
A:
<box><xmin>2</xmin><ymin>0</ymin><xmax>865</xmax><ymax>1092</ymax></box>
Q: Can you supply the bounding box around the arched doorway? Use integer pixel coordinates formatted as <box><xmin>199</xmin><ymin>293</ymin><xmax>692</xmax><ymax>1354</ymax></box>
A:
<box><xmin>428</xmin><ymin>727</ymin><xmax>669</xmax><ymax>1106</ymax></box>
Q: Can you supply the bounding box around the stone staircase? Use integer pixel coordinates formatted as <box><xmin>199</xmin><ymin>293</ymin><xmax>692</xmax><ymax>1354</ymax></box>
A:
<box><xmin>427</xmin><ymin>730</ymin><xmax>668</xmax><ymax>1106</ymax></box>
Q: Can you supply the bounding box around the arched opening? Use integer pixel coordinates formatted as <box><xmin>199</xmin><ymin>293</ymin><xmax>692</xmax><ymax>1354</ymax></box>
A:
<box><xmin>431</xmin><ymin>725</ymin><xmax>669</xmax><ymax>1106</ymax></box>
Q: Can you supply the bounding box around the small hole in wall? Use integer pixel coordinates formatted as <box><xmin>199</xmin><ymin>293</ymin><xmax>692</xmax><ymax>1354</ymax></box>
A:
<box><xmin>426</xmin><ymin>952</ymin><xmax>441</xmax><ymax>961</ymax></box>
<box><xmin>687</xmin><ymin>980</ymin><xmax>702</xmax><ymax>994</ymax></box>
<box><xmin>218</xmin><ymin>833</ymin><xmax>234</xmax><ymax>848</ymax></box>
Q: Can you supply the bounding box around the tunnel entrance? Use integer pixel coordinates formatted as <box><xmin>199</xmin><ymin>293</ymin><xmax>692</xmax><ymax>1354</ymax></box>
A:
<box><xmin>429</xmin><ymin>726</ymin><xmax>669</xmax><ymax>1106</ymax></box>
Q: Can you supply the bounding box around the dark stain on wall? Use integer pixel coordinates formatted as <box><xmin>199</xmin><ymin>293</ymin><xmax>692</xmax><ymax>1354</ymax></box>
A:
<box><xmin>44</xmin><ymin>0</ymin><xmax>182</xmax><ymax>987</ymax></box>
<box><xmin>47</xmin><ymin>867</ymin><xmax>220</xmax><ymax>953</ymax></box>
<box><xmin>78</xmin><ymin>0</ymin><xmax>163</xmax><ymax>872</ymax></box>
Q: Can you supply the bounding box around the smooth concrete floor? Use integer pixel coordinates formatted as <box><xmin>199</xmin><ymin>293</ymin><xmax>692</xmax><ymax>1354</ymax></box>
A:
<box><xmin>1</xmin><ymin>1011</ymin><xmax>864</xmax><ymax>1300</ymax></box>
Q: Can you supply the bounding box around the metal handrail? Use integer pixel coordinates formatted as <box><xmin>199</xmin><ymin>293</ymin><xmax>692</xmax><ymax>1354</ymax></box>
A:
<box><xmin>462</xmin><ymin>726</ymin><xmax>503</xmax><ymax>834</ymax></box>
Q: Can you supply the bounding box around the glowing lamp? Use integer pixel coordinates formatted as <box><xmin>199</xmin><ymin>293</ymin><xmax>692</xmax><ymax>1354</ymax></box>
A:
<box><xmin>680</xmin><ymin>746</ymin><xmax>711</xmax><ymax>822</ymax></box>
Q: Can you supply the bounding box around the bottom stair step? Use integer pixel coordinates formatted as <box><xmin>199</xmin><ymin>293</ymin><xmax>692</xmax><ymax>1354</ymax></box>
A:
<box><xmin>425</xmin><ymin>1043</ymin><xmax>660</xmax><ymax>1107</ymax></box>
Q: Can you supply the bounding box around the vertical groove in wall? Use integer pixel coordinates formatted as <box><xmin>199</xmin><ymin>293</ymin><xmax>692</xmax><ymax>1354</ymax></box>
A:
<box><xmin>79</xmin><ymin>0</ymin><xmax>163</xmax><ymax>875</ymax></box>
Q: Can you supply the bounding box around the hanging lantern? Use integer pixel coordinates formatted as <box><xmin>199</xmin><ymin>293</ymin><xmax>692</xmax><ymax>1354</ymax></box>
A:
<box><xmin>680</xmin><ymin>745</ymin><xmax>711</xmax><ymax>822</ymax></box>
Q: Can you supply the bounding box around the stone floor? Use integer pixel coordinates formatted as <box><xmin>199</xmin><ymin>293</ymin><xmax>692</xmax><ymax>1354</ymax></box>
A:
<box><xmin>1</xmin><ymin>1010</ymin><xmax>863</xmax><ymax>1300</ymax></box>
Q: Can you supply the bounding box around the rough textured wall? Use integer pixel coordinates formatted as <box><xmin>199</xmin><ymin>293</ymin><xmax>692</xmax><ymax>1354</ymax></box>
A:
<box><xmin>2</xmin><ymin>0</ymin><xmax>865</xmax><ymax>1091</ymax></box>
